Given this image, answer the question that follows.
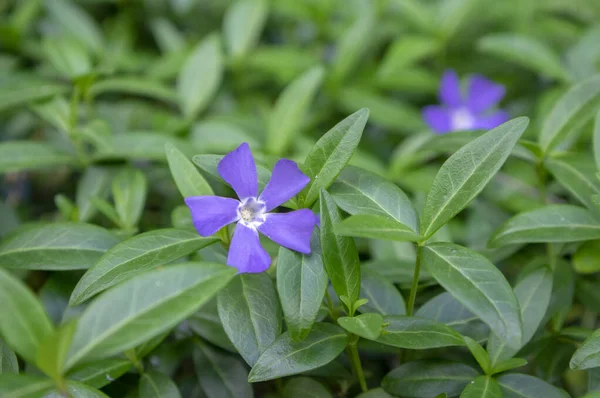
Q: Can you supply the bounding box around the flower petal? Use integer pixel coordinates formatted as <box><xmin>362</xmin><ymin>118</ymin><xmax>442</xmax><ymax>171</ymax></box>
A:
<box><xmin>467</xmin><ymin>74</ymin><xmax>506</xmax><ymax>113</ymax></box>
<box><xmin>257</xmin><ymin>210</ymin><xmax>315</xmax><ymax>254</ymax></box>
<box><xmin>217</xmin><ymin>142</ymin><xmax>258</xmax><ymax>200</ymax></box>
<box><xmin>228</xmin><ymin>222</ymin><xmax>271</xmax><ymax>273</ymax></box>
<box><xmin>422</xmin><ymin>106</ymin><xmax>453</xmax><ymax>134</ymax></box>
<box><xmin>473</xmin><ymin>110</ymin><xmax>510</xmax><ymax>130</ymax></box>
<box><xmin>258</xmin><ymin>159</ymin><xmax>310</xmax><ymax>211</ymax></box>
<box><xmin>439</xmin><ymin>69</ymin><xmax>463</xmax><ymax>107</ymax></box>
<box><xmin>185</xmin><ymin>196</ymin><xmax>240</xmax><ymax>236</ymax></box>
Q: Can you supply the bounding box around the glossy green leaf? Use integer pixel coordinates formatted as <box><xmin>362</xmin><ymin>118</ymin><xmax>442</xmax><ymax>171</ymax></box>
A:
<box><xmin>0</xmin><ymin>222</ymin><xmax>119</xmax><ymax>270</ymax></box>
<box><xmin>496</xmin><ymin>373</ymin><xmax>569</xmax><ymax>398</ymax></box>
<box><xmin>217</xmin><ymin>273</ymin><xmax>281</xmax><ymax>366</ymax></box>
<box><xmin>165</xmin><ymin>143</ymin><xmax>213</xmax><ymax>198</ymax></box>
<box><xmin>44</xmin><ymin>381</ymin><xmax>109</xmax><ymax>398</ymax></box>
<box><xmin>574</xmin><ymin>240</ymin><xmax>600</xmax><ymax>274</ymax></box>
<box><xmin>277</xmin><ymin>230</ymin><xmax>328</xmax><ymax>341</ymax></box>
<box><xmin>338</xmin><ymin>313</ymin><xmax>384</xmax><ymax>340</ymax></box>
<box><xmin>70</xmin><ymin>228</ymin><xmax>218</xmax><ymax>305</ymax></box>
<box><xmin>67</xmin><ymin>359</ymin><xmax>131</xmax><ymax>388</ymax></box>
<box><xmin>488</xmin><ymin>267</ymin><xmax>552</xmax><ymax>366</ymax></box>
<box><xmin>477</xmin><ymin>34</ymin><xmax>569</xmax><ymax>81</ymax></box>
<box><xmin>300</xmin><ymin>109</ymin><xmax>369</xmax><ymax>208</ymax></box>
<box><xmin>193</xmin><ymin>342</ymin><xmax>253</xmax><ymax>398</ymax></box>
<box><xmin>45</xmin><ymin>0</ymin><xmax>103</xmax><ymax>54</ymax></box>
<box><xmin>0</xmin><ymin>82</ymin><xmax>70</xmax><ymax>114</ymax></box>
<box><xmin>0</xmin><ymin>374</ymin><xmax>54</xmax><ymax>398</ymax></box>
<box><xmin>539</xmin><ymin>74</ymin><xmax>600</xmax><ymax>153</ymax></box>
<box><xmin>191</xmin><ymin>120</ymin><xmax>259</xmax><ymax>153</ymax></box>
<box><xmin>378</xmin><ymin>36</ymin><xmax>440</xmax><ymax>76</ymax></box>
<box><xmin>189</xmin><ymin>299</ymin><xmax>236</xmax><ymax>352</ymax></box>
<box><xmin>112</xmin><ymin>168</ymin><xmax>147</xmax><ymax>228</ymax></box>
<box><xmin>330</xmin><ymin>165</ymin><xmax>419</xmax><ymax>241</ymax></box>
<box><xmin>140</xmin><ymin>371</ymin><xmax>181</xmax><ymax>398</ymax></box>
<box><xmin>489</xmin><ymin>205</ymin><xmax>600</xmax><ymax>247</ymax></box>
<box><xmin>0</xmin><ymin>141</ymin><xmax>75</xmax><ymax>173</ymax></box>
<box><xmin>319</xmin><ymin>190</ymin><xmax>360</xmax><ymax>308</ymax></box>
<box><xmin>546</xmin><ymin>154</ymin><xmax>600</xmax><ymax>211</ymax></box>
<box><xmin>0</xmin><ymin>267</ymin><xmax>53</xmax><ymax>364</ymax></box>
<box><xmin>93</xmin><ymin>132</ymin><xmax>191</xmax><ymax>162</ymax></box>
<box><xmin>460</xmin><ymin>376</ymin><xmax>502</xmax><ymax>398</ymax></box>
<box><xmin>66</xmin><ymin>263</ymin><xmax>236</xmax><ymax>369</ymax></box>
<box><xmin>177</xmin><ymin>34</ymin><xmax>223</xmax><ymax>119</ymax></box>
<box><xmin>223</xmin><ymin>0</ymin><xmax>268</xmax><ymax>58</ymax></box>
<box><xmin>421</xmin><ymin>117</ymin><xmax>529</xmax><ymax>239</ymax></box>
<box><xmin>89</xmin><ymin>78</ymin><xmax>177</xmax><ymax>103</ymax></box>
<box><xmin>375</xmin><ymin>315</ymin><xmax>464</xmax><ymax>349</ymax></box>
<box><xmin>77</xmin><ymin>167</ymin><xmax>112</xmax><ymax>223</ymax></box>
<box><xmin>0</xmin><ymin>339</ymin><xmax>18</xmax><ymax>374</ymax></box>
<box><xmin>491</xmin><ymin>358</ymin><xmax>527</xmax><ymax>375</ymax></box>
<box><xmin>248</xmin><ymin>323</ymin><xmax>348</xmax><ymax>382</ymax></box>
<box><xmin>359</xmin><ymin>269</ymin><xmax>406</xmax><ymax>315</ymax></box>
<box><xmin>43</xmin><ymin>37</ymin><xmax>92</xmax><ymax>79</ymax></box>
<box><xmin>422</xmin><ymin>243</ymin><xmax>522</xmax><ymax>349</ymax></box>
<box><xmin>382</xmin><ymin>360</ymin><xmax>479</xmax><ymax>398</ymax></box>
<box><xmin>283</xmin><ymin>377</ymin><xmax>332</xmax><ymax>398</ymax></box>
<box><xmin>36</xmin><ymin>320</ymin><xmax>76</xmax><ymax>381</ymax></box>
<box><xmin>571</xmin><ymin>329</ymin><xmax>600</xmax><ymax>370</ymax></box>
<box><xmin>463</xmin><ymin>337</ymin><xmax>491</xmax><ymax>374</ymax></box>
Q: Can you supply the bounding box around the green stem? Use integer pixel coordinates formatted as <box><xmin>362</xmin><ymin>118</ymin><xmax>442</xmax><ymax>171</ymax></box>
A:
<box><xmin>347</xmin><ymin>339</ymin><xmax>367</xmax><ymax>393</ymax></box>
<box><xmin>407</xmin><ymin>244</ymin><xmax>423</xmax><ymax>316</ymax></box>
<box><xmin>536</xmin><ymin>161</ymin><xmax>557</xmax><ymax>270</ymax></box>
<box><xmin>124</xmin><ymin>349</ymin><xmax>144</xmax><ymax>374</ymax></box>
<box><xmin>325</xmin><ymin>289</ymin><xmax>339</xmax><ymax>321</ymax></box>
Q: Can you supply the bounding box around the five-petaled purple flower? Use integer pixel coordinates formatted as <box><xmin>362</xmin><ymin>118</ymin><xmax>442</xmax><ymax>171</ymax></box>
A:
<box><xmin>185</xmin><ymin>143</ymin><xmax>315</xmax><ymax>273</ymax></box>
<box><xmin>422</xmin><ymin>69</ymin><xmax>509</xmax><ymax>134</ymax></box>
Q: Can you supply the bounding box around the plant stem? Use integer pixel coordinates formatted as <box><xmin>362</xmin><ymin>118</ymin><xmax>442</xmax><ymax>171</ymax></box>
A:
<box><xmin>325</xmin><ymin>289</ymin><xmax>339</xmax><ymax>321</ymax></box>
<box><xmin>347</xmin><ymin>339</ymin><xmax>367</xmax><ymax>393</ymax></box>
<box><xmin>536</xmin><ymin>161</ymin><xmax>557</xmax><ymax>270</ymax></box>
<box><xmin>406</xmin><ymin>243</ymin><xmax>423</xmax><ymax>316</ymax></box>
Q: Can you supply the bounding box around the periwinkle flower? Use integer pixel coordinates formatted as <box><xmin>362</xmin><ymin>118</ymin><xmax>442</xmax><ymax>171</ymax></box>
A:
<box><xmin>422</xmin><ymin>69</ymin><xmax>509</xmax><ymax>134</ymax></box>
<box><xmin>185</xmin><ymin>143</ymin><xmax>315</xmax><ymax>273</ymax></box>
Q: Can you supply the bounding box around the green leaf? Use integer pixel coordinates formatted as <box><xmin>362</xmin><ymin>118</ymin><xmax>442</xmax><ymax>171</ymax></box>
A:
<box><xmin>283</xmin><ymin>377</ymin><xmax>332</xmax><ymax>398</ymax></box>
<box><xmin>546</xmin><ymin>154</ymin><xmax>600</xmax><ymax>211</ymax></box>
<box><xmin>89</xmin><ymin>78</ymin><xmax>178</xmax><ymax>103</ymax></box>
<box><xmin>30</xmin><ymin>96</ymin><xmax>70</xmax><ymax>133</ymax></box>
<box><xmin>330</xmin><ymin>165</ymin><xmax>419</xmax><ymax>241</ymax></box>
<box><xmin>177</xmin><ymin>34</ymin><xmax>223</xmax><ymax>120</ymax></box>
<box><xmin>139</xmin><ymin>371</ymin><xmax>181</xmax><ymax>398</ymax></box>
<box><xmin>356</xmin><ymin>388</ymin><xmax>394</xmax><ymax>398</ymax></box>
<box><xmin>0</xmin><ymin>222</ymin><xmax>119</xmax><ymax>270</ymax></box>
<box><xmin>300</xmin><ymin>109</ymin><xmax>369</xmax><ymax>208</ymax></box>
<box><xmin>491</xmin><ymin>358</ymin><xmax>527</xmax><ymax>375</ymax></box>
<box><xmin>112</xmin><ymin>168</ymin><xmax>148</xmax><ymax>229</ymax></box>
<box><xmin>420</xmin><ymin>117</ymin><xmax>529</xmax><ymax>239</ymax></box>
<box><xmin>477</xmin><ymin>34</ymin><xmax>570</xmax><ymax>81</ymax></box>
<box><xmin>193</xmin><ymin>154</ymin><xmax>272</xmax><ymax>192</ymax></box>
<box><xmin>319</xmin><ymin>190</ymin><xmax>361</xmax><ymax>308</ymax></box>
<box><xmin>539</xmin><ymin>74</ymin><xmax>600</xmax><ymax>154</ymax></box>
<box><xmin>93</xmin><ymin>132</ymin><xmax>191</xmax><ymax>162</ymax></box>
<box><xmin>248</xmin><ymin>323</ymin><xmax>348</xmax><ymax>382</ymax></box>
<box><xmin>339</xmin><ymin>313</ymin><xmax>383</xmax><ymax>341</ymax></box>
<box><xmin>189</xmin><ymin>299</ymin><xmax>236</xmax><ymax>353</ymax></box>
<box><xmin>45</xmin><ymin>381</ymin><xmax>109</xmax><ymax>397</ymax></box>
<box><xmin>595</xmin><ymin>111</ymin><xmax>600</xmax><ymax>170</ymax></box>
<box><xmin>191</xmin><ymin>120</ymin><xmax>259</xmax><ymax>153</ymax></box>
<box><xmin>488</xmin><ymin>267</ymin><xmax>553</xmax><ymax>366</ymax></box>
<box><xmin>70</xmin><ymin>228</ymin><xmax>218</xmax><ymax>305</ymax></box>
<box><xmin>76</xmin><ymin>167</ymin><xmax>113</xmax><ymax>223</ymax></box>
<box><xmin>0</xmin><ymin>374</ymin><xmax>54</xmax><ymax>398</ymax></box>
<box><xmin>0</xmin><ymin>267</ymin><xmax>53</xmax><ymax>364</ymax></box>
<box><xmin>165</xmin><ymin>143</ymin><xmax>213</xmax><ymax>198</ymax></box>
<box><xmin>277</xmin><ymin>230</ymin><xmax>328</xmax><ymax>341</ymax></box>
<box><xmin>0</xmin><ymin>339</ymin><xmax>18</xmax><ymax>374</ymax></box>
<box><xmin>422</xmin><ymin>243</ymin><xmax>522</xmax><ymax>349</ymax></box>
<box><xmin>489</xmin><ymin>205</ymin><xmax>600</xmax><ymax>247</ymax></box>
<box><xmin>223</xmin><ymin>0</ymin><xmax>268</xmax><ymax>58</ymax></box>
<box><xmin>463</xmin><ymin>337</ymin><xmax>491</xmax><ymax>374</ymax></box>
<box><xmin>378</xmin><ymin>36</ymin><xmax>440</xmax><ymax>76</ymax></box>
<box><xmin>382</xmin><ymin>360</ymin><xmax>479</xmax><ymax>398</ymax></box>
<box><xmin>359</xmin><ymin>269</ymin><xmax>406</xmax><ymax>315</ymax></box>
<box><xmin>0</xmin><ymin>141</ymin><xmax>75</xmax><ymax>173</ymax></box>
<box><xmin>67</xmin><ymin>359</ymin><xmax>131</xmax><ymax>388</ymax></box>
<box><xmin>66</xmin><ymin>263</ymin><xmax>236</xmax><ymax>369</ymax></box>
<box><xmin>193</xmin><ymin>342</ymin><xmax>253</xmax><ymax>398</ymax></box>
<box><xmin>571</xmin><ymin>329</ymin><xmax>600</xmax><ymax>370</ymax></box>
<box><xmin>217</xmin><ymin>273</ymin><xmax>281</xmax><ymax>366</ymax></box>
<box><xmin>437</xmin><ymin>0</ymin><xmax>482</xmax><ymax>40</ymax></box>
<box><xmin>375</xmin><ymin>315</ymin><xmax>464</xmax><ymax>349</ymax></box>
<box><xmin>266</xmin><ymin>66</ymin><xmax>324</xmax><ymax>155</ymax></box>
<box><xmin>460</xmin><ymin>376</ymin><xmax>502</xmax><ymax>398</ymax></box>
<box><xmin>0</xmin><ymin>82</ymin><xmax>69</xmax><ymax>114</ymax></box>
<box><xmin>496</xmin><ymin>373</ymin><xmax>569</xmax><ymax>398</ymax></box>
<box><xmin>45</xmin><ymin>0</ymin><xmax>103</xmax><ymax>54</ymax></box>
<box><xmin>36</xmin><ymin>320</ymin><xmax>77</xmax><ymax>381</ymax></box>
<box><xmin>43</xmin><ymin>37</ymin><xmax>92</xmax><ymax>79</ymax></box>
<box><xmin>574</xmin><ymin>240</ymin><xmax>600</xmax><ymax>274</ymax></box>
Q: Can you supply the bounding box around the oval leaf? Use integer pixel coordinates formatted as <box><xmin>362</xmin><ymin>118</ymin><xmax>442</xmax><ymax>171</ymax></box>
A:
<box><xmin>460</xmin><ymin>376</ymin><xmax>502</xmax><ymax>398</ymax></box>
<box><xmin>112</xmin><ymin>168</ymin><xmax>148</xmax><ymax>229</ymax></box>
<box><xmin>223</xmin><ymin>0</ymin><xmax>268</xmax><ymax>58</ymax></box>
<box><xmin>0</xmin><ymin>141</ymin><xmax>75</xmax><ymax>173</ymax></box>
<box><xmin>67</xmin><ymin>359</ymin><xmax>131</xmax><ymax>389</ymax></box>
<box><xmin>376</xmin><ymin>315</ymin><xmax>464</xmax><ymax>349</ymax></box>
<box><xmin>283</xmin><ymin>377</ymin><xmax>332</xmax><ymax>398</ymax></box>
<box><xmin>546</xmin><ymin>154</ymin><xmax>600</xmax><ymax>211</ymax></box>
<box><xmin>338</xmin><ymin>313</ymin><xmax>384</xmax><ymax>340</ymax></box>
<box><xmin>359</xmin><ymin>269</ymin><xmax>406</xmax><ymax>315</ymax></box>
<box><xmin>496</xmin><ymin>373</ymin><xmax>569</xmax><ymax>398</ymax></box>
<box><xmin>0</xmin><ymin>374</ymin><xmax>54</xmax><ymax>397</ymax></box>
<box><xmin>165</xmin><ymin>143</ymin><xmax>213</xmax><ymax>198</ymax></box>
<box><xmin>571</xmin><ymin>329</ymin><xmax>600</xmax><ymax>370</ymax></box>
<box><xmin>139</xmin><ymin>371</ymin><xmax>181</xmax><ymax>398</ymax></box>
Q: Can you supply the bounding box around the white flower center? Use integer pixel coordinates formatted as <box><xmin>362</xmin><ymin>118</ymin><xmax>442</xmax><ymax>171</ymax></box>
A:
<box><xmin>238</xmin><ymin>197</ymin><xmax>266</xmax><ymax>227</ymax></box>
<box><xmin>451</xmin><ymin>107</ymin><xmax>476</xmax><ymax>131</ymax></box>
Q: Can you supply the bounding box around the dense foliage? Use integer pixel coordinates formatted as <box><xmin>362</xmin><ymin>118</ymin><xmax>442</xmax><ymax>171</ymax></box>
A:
<box><xmin>2</xmin><ymin>0</ymin><xmax>600</xmax><ymax>397</ymax></box>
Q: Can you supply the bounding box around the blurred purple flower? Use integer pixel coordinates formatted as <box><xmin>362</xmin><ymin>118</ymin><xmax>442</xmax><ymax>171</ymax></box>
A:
<box><xmin>185</xmin><ymin>143</ymin><xmax>315</xmax><ymax>273</ymax></box>
<box><xmin>422</xmin><ymin>70</ymin><xmax>509</xmax><ymax>134</ymax></box>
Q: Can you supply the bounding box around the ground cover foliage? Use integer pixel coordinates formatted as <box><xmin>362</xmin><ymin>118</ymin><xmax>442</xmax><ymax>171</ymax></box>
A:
<box><xmin>2</xmin><ymin>0</ymin><xmax>600</xmax><ymax>397</ymax></box>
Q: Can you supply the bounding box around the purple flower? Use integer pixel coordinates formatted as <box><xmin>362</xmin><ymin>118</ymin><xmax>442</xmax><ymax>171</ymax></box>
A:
<box><xmin>185</xmin><ymin>143</ymin><xmax>316</xmax><ymax>273</ymax></box>
<box><xmin>422</xmin><ymin>69</ymin><xmax>509</xmax><ymax>134</ymax></box>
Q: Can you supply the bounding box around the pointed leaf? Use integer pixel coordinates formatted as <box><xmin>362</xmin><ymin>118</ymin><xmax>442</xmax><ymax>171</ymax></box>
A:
<box><xmin>140</xmin><ymin>371</ymin><xmax>181</xmax><ymax>398</ymax></box>
<box><xmin>0</xmin><ymin>339</ymin><xmax>18</xmax><ymax>374</ymax></box>
<box><xmin>76</xmin><ymin>167</ymin><xmax>112</xmax><ymax>223</ymax></box>
<box><xmin>338</xmin><ymin>313</ymin><xmax>384</xmax><ymax>340</ymax></box>
<box><xmin>0</xmin><ymin>374</ymin><xmax>54</xmax><ymax>398</ymax></box>
<box><xmin>68</xmin><ymin>359</ymin><xmax>131</xmax><ymax>388</ymax></box>
<box><xmin>0</xmin><ymin>141</ymin><xmax>75</xmax><ymax>173</ymax></box>
<box><xmin>283</xmin><ymin>377</ymin><xmax>332</xmax><ymax>398</ymax></box>
<box><xmin>571</xmin><ymin>329</ymin><xmax>600</xmax><ymax>370</ymax></box>
<box><xmin>496</xmin><ymin>373</ymin><xmax>569</xmax><ymax>398</ymax></box>
<box><xmin>463</xmin><ymin>337</ymin><xmax>491</xmax><ymax>374</ymax></box>
<box><xmin>375</xmin><ymin>315</ymin><xmax>464</xmax><ymax>349</ymax></box>
<box><xmin>491</xmin><ymin>358</ymin><xmax>527</xmax><ymax>375</ymax></box>
<box><xmin>546</xmin><ymin>154</ymin><xmax>600</xmax><ymax>211</ymax></box>
<box><xmin>45</xmin><ymin>0</ymin><xmax>103</xmax><ymax>54</ymax></box>
<box><xmin>112</xmin><ymin>168</ymin><xmax>148</xmax><ymax>228</ymax></box>
<box><xmin>36</xmin><ymin>320</ymin><xmax>77</xmax><ymax>381</ymax></box>
<box><xmin>223</xmin><ymin>0</ymin><xmax>268</xmax><ymax>58</ymax></box>
<box><xmin>460</xmin><ymin>376</ymin><xmax>502</xmax><ymax>398</ymax></box>
<box><xmin>359</xmin><ymin>269</ymin><xmax>406</xmax><ymax>315</ymax></box>
<box><xmin>165</xmin><ymin>143</ymin><xmax>213</xmax><ymax>198</ymax></box>
<box><xmin>574</xmin><ymin>240</ymin><xmax>600</xmax><ymax>274</ymax></box>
